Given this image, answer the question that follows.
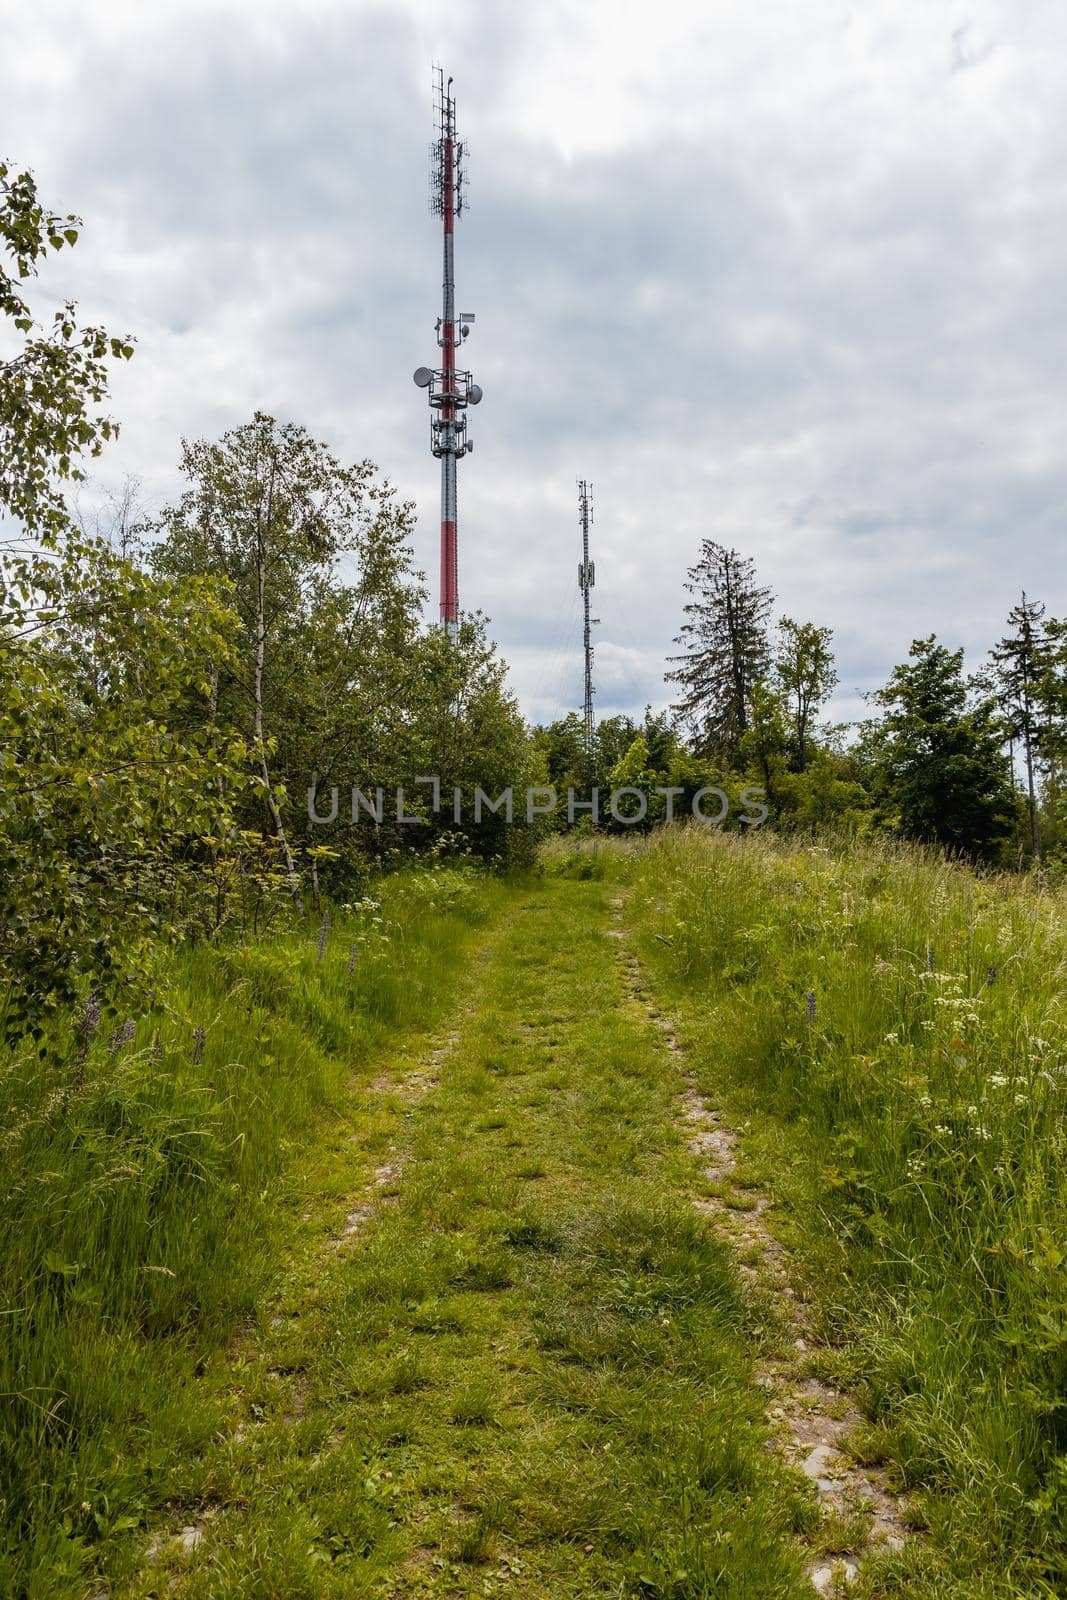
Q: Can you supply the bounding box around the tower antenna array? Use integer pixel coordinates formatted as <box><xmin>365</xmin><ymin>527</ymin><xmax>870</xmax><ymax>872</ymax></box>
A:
<box><xmin>578</xmin><ymin>479</ymin><xmax>596</xmax><ymax>765</ymax></box>
<box><xmin>413</xmin><ymin>66</ymin><xmax>482</xmax><ymax>643</ymax></box>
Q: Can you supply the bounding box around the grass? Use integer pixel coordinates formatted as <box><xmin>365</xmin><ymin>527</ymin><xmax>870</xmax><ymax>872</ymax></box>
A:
<box><xmin>0</xmin><ymin>862</ymin><xmax>507</xmax><ymax>1598</ymax></box>
<box><xmin>629</xmin><ymin>824</ymin><xmax>1067</xmax><ymax>1598</ymax></box>
<box><xmin>108</xmin><ymin>865</ymin><xmax>811</xmax><ymax>1598</ymax></box>
<box><xmin>13</xmin><ymin>823</ymin><xmax>1062</xmax><ymax>1595</ymax></box>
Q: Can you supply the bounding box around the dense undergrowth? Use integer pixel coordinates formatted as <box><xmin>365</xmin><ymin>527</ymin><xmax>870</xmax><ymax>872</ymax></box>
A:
<box><xmin>632</xmin><ymin>826</ymin><xmax>1067</xmax><ymax>1596</ymax></box>
<box><xmin>0</xmin><ymin>863</ymin><xmax>505</xmax><ymax>1598</ymax></box>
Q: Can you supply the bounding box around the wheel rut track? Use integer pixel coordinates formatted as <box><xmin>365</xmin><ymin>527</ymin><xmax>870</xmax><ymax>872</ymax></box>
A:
<box><xmin>608</xmin><ymin>891</ymin><xmax>911</xmax><ymax>1596</ymax></box>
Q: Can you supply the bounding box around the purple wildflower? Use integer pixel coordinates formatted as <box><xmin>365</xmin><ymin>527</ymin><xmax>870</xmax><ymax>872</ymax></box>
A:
<box><xmin>190</xmin><ymin>1026</ymin><xmax>206</xmax><ymax>1066</ymax></box>
<box><xmin>806</xmin><ymin>990</ymin><xmax>817</xmax><ymax>1024</ymax></box>
<box><xmin>80</xmin><ymin>993</ymin><xmax>101</xmax><ymax>1041</ymax></box>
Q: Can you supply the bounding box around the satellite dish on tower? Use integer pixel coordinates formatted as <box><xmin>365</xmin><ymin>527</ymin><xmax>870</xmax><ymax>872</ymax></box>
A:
<box><xmin>468</xmin><ymin>383</ymin><xmax>483</xmax><ymax>405</ymax></box>
<box><xmin>413</xmin><ymin>367</ymin><xmax>433</xmax><ymax>388</ymax></box>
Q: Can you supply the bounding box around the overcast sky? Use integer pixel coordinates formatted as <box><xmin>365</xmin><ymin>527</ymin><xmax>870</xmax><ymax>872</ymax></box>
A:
<box><xmin>5</xmin><ymin>0</ymin><xmax>1066</xmax><ymax>727</ymax></box>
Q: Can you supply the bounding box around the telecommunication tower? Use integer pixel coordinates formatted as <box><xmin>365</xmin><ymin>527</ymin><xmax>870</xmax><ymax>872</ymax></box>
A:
<box><xmin>413</xmin><ymin>67</ymin><xmax>482</xmax><ymax>642</ymax></box>
<box><xmin>578</xmin><ymin>480</ymin><xmax>596</xmax><ymax>759</ymax></box>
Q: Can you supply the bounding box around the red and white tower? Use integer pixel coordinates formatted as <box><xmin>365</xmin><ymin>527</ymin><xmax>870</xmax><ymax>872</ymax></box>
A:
<box><xmin>413</xmin><ymin>67</ymin><xmax>482</xmax><ymax>643</ymax></box>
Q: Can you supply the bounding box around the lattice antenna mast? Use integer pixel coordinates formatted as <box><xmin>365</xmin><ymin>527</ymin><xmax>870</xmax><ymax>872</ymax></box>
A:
<box><xmin>578</xmin><ymin>480</ymin><xmax>596</xmax><ymax>762</ymax></box>
<box><xmin>413</xmin><ymin>67</ymin><xmax>482</xmax><ymax>644</ymax></box>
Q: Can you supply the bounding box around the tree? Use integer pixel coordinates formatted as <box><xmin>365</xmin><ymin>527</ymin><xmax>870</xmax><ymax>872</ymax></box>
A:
<box><xmin>991</xmin><ymin>593</ymin><xmax>1047</xmax><ymax>861</ymax></box>
<box><xmin>151</xmin><ymin>413</ymin><xmax>422</xmax><ymax>888</ymax></box>
<box><xmin>738</xmin><ymin>679</ymin><xmax>790</xmax><ymax>804</ymax></box>
<box><xmin>0</xmin><ymin>159</ymin><xmax>245</xmax><ymax>1045</ymax></box>
<box><xmin>775</xmin><ymin>618</ymin><xmax>837</xmax><ymax>771</ymax></box>
<box><xmin>1031</xmin><ymin>616</ymin><xmax>1067</xmax><ymax>859</ymax></box>
<box><xmin>864</xmin><ymin>636</ymin><xmax>1015</xmax><ymax>861</ymax></box>
<box><xmin>667</xmin><ymin>541</ymin><xmax>772</xmax><ymax>761</ymax></box>
<box><xmin>403</xmin><ymin>613</ymin><xmax>534</xmax><ymax>863</ymax></box>
<box><xmin>1</xmin><ymin>546</ymin><xmax>247</xmax><ymax>1042</ymax></box>
<box><xmin>0</xmin><ymin>160</ymin><xmax>132</xmax><ymax>547</ymax></box>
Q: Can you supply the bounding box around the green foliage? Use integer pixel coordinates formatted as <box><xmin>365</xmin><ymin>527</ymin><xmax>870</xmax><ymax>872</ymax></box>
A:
<box><xmin>634</xmin><ymin>826</ymin><xmax>1067</xmax><ymax>1591</ymax></box>
<box><xmin>150</xmin><ymin>416</ymin><xmax>534</xmax><ymax>888</ymax></box>
<box><xmin>0</xmin><ymin>540</ymin><xmax>249</xmax><ymax>1042</ymax></box>
<box><xmin>0</xmin><ymin>864</ymin><xmax>501</xmax><ymax>1596</ymax></box>
<box><xmin>775</xmin><ymin>617</ymin><xmax>838</xmax><ymax>771</ymax></box>
<box><xmin>863</xmin><ymin>634</ymin><xmax>1016</xmax><ymax>861</ymax></box>
<box><xmin>0</xmin><ymin>161</ymin><xmax>244</xmax><ymax>1045</ymax></box>
<box><xmin>149</xmin><ymin>412</ymin><xmax>423</xmax><ymax>884</ymax></box>
<box><xmin>667</xmin><ymin>541</ymin><xmax>773</xmax><ymax>759</ymax></box>
<box><xmin>0</xmin><ymin>160</ymin><xmax>133</xmax><ymax>544</ymax></box>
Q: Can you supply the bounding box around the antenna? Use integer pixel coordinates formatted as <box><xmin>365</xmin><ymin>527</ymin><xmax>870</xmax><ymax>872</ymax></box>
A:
<box><xmin>577</xmin><ymin>480</ymin><xmax>596</xmax><ymax>771</ymax></box>
<box><xmin>414</xmin><ymin>65</ymin><xmax>481</xmax><ymax>643</ymax></box>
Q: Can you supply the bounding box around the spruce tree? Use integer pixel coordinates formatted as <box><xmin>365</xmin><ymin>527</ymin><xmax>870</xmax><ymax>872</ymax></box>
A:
<box><xmin>667</xmin><ymin>541</ymin><xmax>772</xmax><ymax>761</ymax></box>
<box><xmin>868</xmin><ymin>636</ymin><xmax>1015</xmax><ymax>862</ymax></box>
<box><xmin>990</xmin><ymin>592</ymin><xmax>1047</xmax><ymax>860</ymax></box>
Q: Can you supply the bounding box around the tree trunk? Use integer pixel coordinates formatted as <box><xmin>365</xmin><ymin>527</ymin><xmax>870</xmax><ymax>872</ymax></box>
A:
<box><xmin>1022</xmin><ymin>694</ymin><xmax>1041</xmax><ymax>861</ymax></box>
<box><xmin>253</xmin><ymin>475</ymin><xmax>298</xmax><ymax>891</ymax></box>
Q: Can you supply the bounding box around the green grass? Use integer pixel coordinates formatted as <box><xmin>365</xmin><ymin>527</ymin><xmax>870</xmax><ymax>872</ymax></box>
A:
<box><xmin>109</xmin><ymin>868</ymin><xmax>810</xmax><ymax>1598</ymax></box>
<box><xmin>0</xmin><ymin>863</ymin><xmax>507</xmax><ymax>1598</ymax></box>
<box><xmin>629</xmin><ymin>824</ymin><xmax>1067</xmax><ymax>1598</ymax></box>
<box><xmin>15</xmin><ymin>824</ymin><xmax>1061</xmax><ymax>1596</ymax></box>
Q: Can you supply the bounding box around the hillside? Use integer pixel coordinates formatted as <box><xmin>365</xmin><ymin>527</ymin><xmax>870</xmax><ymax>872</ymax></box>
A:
<box><xmin>3</xmin><ymin>833</ymin><xmax>1065</xmax><ymax>1597</ymax></box>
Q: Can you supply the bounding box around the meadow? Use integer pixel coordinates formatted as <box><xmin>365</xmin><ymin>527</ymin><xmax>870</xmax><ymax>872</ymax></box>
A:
<box><xmin>3</xmin><ymin>830</ymin><xmax>1067</xmax><ymax>1597</ymax></box>
<box><xmin>0</xmin><ymin>864</ymin><xmax>505</xmax><ymax>1596</ymax></box>
<box><xmin>631</xmin><ymin>827</ymin><xmax>1067</xmax><ymax>1593</ymax></box>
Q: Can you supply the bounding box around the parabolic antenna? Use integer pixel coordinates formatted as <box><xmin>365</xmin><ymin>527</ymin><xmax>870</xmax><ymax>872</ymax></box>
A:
<box><xmin>413</xmin><ymin>366</ymin><xmax>433</xmax><ymax>388</ymax></box>
<box><xmin>468</xmin><ymin>383</ymin><xmax>483</xmax><ymax>405</ymax></box>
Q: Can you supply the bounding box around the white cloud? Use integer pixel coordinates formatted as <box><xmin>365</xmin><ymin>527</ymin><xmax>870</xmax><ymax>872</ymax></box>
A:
<box><xmin>4</xmin><ymin>0</ymin><xmax>1066</xmax><ymax>730</ymax></box>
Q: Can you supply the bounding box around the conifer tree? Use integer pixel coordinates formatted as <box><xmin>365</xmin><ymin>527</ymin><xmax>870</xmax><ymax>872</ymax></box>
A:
<box><xmin>667</xmin><ymin>541</ymin><xmax>772</xmax><ymax>761</ymax></box>
<box><xmin>991</xmin><ymin>592</ymin><xmax>1047</xmax><ymax>860</ymax></box>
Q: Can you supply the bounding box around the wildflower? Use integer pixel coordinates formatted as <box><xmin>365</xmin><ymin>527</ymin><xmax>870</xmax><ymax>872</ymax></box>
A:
<box><xmin>926</xmin><ymin>941</ymin><xmax>935</xmax><ymax>972</ymax></box>
<box><xmin>190</xmin><ymin>1026</ymin><xmax>206</xmax><ymax>1066</ymax></box>
<box><xmin>989</xmin><ymin>1074</ymin><xmax>1008</xmax><ymax>1089</ymax></box>
<box><xmin>347</xmin><ymin>944</ymin><xmax>358</xmax><ymax>975</ymax></box>
<box><xmin>987</xmin><ymin>964</ymin><xmax>997</xmax><ymax>985</ymax></box>
<box><xmin>150</xmin><ymin>1034</ymin><xmax>163</xmax><ymax>1064</ymax></box>
<box><xmin>80</xmin><ymin>993</ymin><xmax>100</xmax><ymax>1040</ymax></box>
<box><xmin>884</xmin><ymin>1031</ymin><xmax>899</xmax><ymax>1045</ymax></box>
<box><xmin>806</xmin><ymin>991</ymin><xmax>817</xmax><ymax>1024</ymax></box>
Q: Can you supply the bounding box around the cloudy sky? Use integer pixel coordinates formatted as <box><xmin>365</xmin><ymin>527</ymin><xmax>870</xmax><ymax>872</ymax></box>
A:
<box><xmin>5</xmin><ymin>0</ymin><xmax>1066</xmax><ymax>727</ymax></box>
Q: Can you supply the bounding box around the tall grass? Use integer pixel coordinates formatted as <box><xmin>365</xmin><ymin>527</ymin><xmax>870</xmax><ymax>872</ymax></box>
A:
<box><xmin>0</xmin><ymin>863</ymin><xmax>504</xmax><ymax>1597</ymax></box>
<box><xmin>632</xmin><ymin>826</ymin><xmax>1067</xmax><ymax>1592</ymax></box>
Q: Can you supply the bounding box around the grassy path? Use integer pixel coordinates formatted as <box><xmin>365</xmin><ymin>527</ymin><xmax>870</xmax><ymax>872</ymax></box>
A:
<box><xmin>126</xmin><ymin>873</ymin><xmax>811</xmax><ymax>1599</ymax></box>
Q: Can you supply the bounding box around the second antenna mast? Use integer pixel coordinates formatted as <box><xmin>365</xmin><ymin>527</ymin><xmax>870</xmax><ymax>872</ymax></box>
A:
<box><xmin>578</xmin><ymin>480</ymin><xmax>596</xmax><ymax>764</ymax></box>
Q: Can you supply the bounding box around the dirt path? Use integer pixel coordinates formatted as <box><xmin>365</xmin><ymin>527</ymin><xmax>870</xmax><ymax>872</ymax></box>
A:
<box><xmin>609</xmin><ymin>890</ymin><xmax>912</xmax><ymax>1595</ymax></box>
<box><xmin>126</xmin><ymin>873</ymin><xmax>906</xmax><ymax>1599</ymax></box>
